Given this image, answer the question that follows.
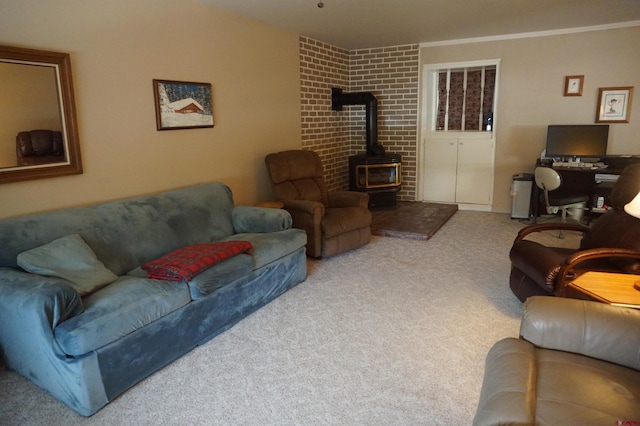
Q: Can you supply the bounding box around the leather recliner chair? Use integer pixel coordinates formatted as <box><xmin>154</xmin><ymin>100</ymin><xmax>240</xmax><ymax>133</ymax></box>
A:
<box><xmin>265</xmin><ymin>150</ymin><xmax>372</xmax><ymax>258</ymax></box>
<box><xmin>16</xmin><ymin>130</ymin><xmax>65</xmax><ymax>166</ymax></box>
<box><xmin>509</xmin><ymin>163</ymin><xmax>640</xmax><ymax>302</ymax></box>
<box><xmin>473</xmin><ymin>296</ymin><xmax>640</xmax><ymax>425</ymax></box>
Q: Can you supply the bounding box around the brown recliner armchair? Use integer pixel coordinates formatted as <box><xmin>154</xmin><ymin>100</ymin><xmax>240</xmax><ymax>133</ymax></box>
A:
<box><xmin>16</xmin><ymin>130</ymin><xmax>65</xmax><ymax>166</ymax></box>
<box><xmin>265</xmin><ymin>150</ymin><xmax>372</xmax><ymax>258</ymax></box>
<box><xmin>509</xmin><ymin>163</ymin><xmax>640</xmax><ymax>302</ymax></box>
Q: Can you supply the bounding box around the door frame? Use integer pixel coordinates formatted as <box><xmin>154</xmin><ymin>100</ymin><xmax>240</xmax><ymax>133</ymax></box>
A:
<box><xmin>416</xmin><ymin>58</ymin><xmax>501</xmax><ymax>210</ymax></box>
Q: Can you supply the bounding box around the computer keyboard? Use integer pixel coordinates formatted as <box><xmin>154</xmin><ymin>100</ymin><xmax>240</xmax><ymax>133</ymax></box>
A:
<box><xmin>551</xmin><ymin>161</ymin><xmax>605</xmax><ymax>169</ymax></box>
<box><xmin>552</xmin><ymin>161</ymin><xmax>578</xmax><ymax>167</ymax></box>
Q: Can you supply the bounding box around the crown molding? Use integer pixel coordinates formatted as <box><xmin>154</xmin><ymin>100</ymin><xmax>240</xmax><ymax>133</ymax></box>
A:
<box><xmin>420</xmin><ymin>20</ymin><xmax>640</xmax><ymax>48</ymax></box>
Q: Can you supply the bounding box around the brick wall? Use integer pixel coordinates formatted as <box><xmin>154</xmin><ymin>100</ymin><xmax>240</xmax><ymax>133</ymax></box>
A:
<box><xmin>299</xmin><ymin>36</ymin><xmax>350</xmax><ymax>190</ymax></box>
<box><xmin>300</xmin><ymin>36</ymin><xmax>419</xmax><ymax>200</ymax></box>
<box><xmin>348</xmin><ymin>45</ymin><xmax>419</xmax><ymax>201</ymax></box>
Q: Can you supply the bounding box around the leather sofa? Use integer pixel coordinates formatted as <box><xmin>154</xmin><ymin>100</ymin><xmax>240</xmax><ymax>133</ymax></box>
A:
<box><xmin>0</xmin><ymin>182</ymin><xmax>307</xmax><ymax>416</ymax></box>
<box><xmin>16</xmin><ymin>129</ymin><xmax>65</xmax><ymax>166</ymax></box>
<box><xmin>474</xmin><ymin>296</ymin><xmax>640</xmax><ymax>425</ymax></box>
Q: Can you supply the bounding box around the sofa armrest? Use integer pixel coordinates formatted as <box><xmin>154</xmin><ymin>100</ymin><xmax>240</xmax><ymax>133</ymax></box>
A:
<box><xmin>232</xmin><ymin>206</ymin><xmax>292</xmax><ymax>233</ymax></box>
<box><xmin>556</xmin><ymin>248</ymin><xmax>640</xmax><ymax>293</ymax></box>
<box><xmin>520</xmin><ymin>296</ymin><xmax>640</xmax><ymax>370</ymax></box>
<box><xmin>0</xmin><ymin>268</ymin><xmax>83</xmax><ymax>330</ymax></box>
<box><xmin>278</xmin><ymin>199</ymin><xmax>324</xmax><ymax>257</ymax></box>
<box><xmin>473</xmin><ymin>338</ymin><xmax>536</xmax><ymax>426</ymax></box>
<box><xmin>563</xmin><ymin>247</ymin><xmax>640</xmax><ymax>274</ymax></box>
<box><xmin>280</xmin><ymin>199</ymin><xmax>324</xmax><ymax>233</ymax></box>
<box><xmin>280</xmin><ymin>199</ymin><xmax>325</xmax><ymax>216</ymax></box>
<box><xmin>0</xmin><ymin>268</ymin><xmax>83</xmax><ymax>370</ymax></box>
<box><xmin>328</xmin><ymin>191</ymin><xmax>369</xmax><ymax>208</ymax></box>
<box><xmin>509</xmin><ymin>240</ymin><xmax>569</xmax><ymax>293</ymax></box>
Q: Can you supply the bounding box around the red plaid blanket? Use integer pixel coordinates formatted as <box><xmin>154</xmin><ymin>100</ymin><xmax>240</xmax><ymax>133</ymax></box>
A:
<box><xmin>142</xmin><ymin>241</ymin><xmax>254</xmax><ymax>281</ymax></box>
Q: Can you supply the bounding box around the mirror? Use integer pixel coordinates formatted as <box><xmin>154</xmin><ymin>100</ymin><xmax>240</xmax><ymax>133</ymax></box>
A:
<box><xmin>0</xmin><ymin>44</ymin><xmax>82</xmax><ymax>184</ymax></box>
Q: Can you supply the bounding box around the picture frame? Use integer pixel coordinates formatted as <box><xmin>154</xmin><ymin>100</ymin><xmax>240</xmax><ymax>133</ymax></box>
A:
<box><xmin>563</xmin><ymin>75</ymin><xmax>584</xmax><ymax>96</ymax></box>
<box><xmin>153</xmin><ymin>79</ymin><xmax>214</xmax><ymax>130</ymax></box>
<box><xmin>595</xmin><ymin>86</ymin><xmax>634</xmax><ymax>123</ymax></box>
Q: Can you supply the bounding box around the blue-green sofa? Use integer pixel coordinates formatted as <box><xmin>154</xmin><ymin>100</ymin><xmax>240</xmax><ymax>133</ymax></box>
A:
<box><xmin>0</xmin><ymin>182</ymin><xmax>307</xmax><ymax>416</ymax></box>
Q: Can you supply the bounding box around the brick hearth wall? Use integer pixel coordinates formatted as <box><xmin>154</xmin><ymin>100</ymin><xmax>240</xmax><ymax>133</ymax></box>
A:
<box><xmin>300</xmin><ymin>36</ymin><xmax>419</xmax><ymax>200</ymax></box>
<box><xmin>299</xmin><ymin>37</ymin><xmax>350</xmax><ymax>191</ymax></box>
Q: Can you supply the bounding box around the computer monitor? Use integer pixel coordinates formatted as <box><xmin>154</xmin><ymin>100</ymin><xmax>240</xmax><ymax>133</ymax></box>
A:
<box><xmin>545</xmin><ymin>124</ymin><xmax>609</xmax><ymax>160</ymax></box>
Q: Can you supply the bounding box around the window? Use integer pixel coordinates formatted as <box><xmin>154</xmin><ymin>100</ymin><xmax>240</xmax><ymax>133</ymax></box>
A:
<box><xmin>434</xmin><ymin>65</ymin><xmax>496</xmax><ymax>131</ymax></box>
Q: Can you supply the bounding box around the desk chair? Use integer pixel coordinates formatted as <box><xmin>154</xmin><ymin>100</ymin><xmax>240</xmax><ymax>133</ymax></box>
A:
<box><xmin>534</xmin><ymin>166</ymin><xmax>589</xmax><ymax>238</ymax></box>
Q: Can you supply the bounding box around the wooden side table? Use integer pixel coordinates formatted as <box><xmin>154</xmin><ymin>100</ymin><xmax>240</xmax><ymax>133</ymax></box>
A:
<box><xmin>566</xmin><ymin>271</ymin><xmax>640</xmax><ymax>309</ymax></box>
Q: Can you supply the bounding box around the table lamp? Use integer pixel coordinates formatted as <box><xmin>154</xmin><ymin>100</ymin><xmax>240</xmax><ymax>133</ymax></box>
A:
<box><xmin>624</xmin><ymin>191</ymin><xmax>640</xmax><ymax>291</ymax></box>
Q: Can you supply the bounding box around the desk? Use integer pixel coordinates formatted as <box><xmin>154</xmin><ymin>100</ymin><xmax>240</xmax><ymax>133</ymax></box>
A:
<box><xmin>566</xmin><ymin>271</ymin><xmax>640</xmax><ymax>309</ymax></box>
<box><xmin>530</xmin><ymin>162</ymin><xmax>626</xmax><ymax>221</ymax></box>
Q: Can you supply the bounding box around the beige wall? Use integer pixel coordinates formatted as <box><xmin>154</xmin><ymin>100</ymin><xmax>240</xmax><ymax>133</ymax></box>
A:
<box><xmin>0</xmin><ymin>0</ymin><xmax>301</xmax><ymax>219</ymax></box>
<box><xmin>420</xmin><ymin>26</ymin><xmax>640</xmax><ymax>213</ymax></box>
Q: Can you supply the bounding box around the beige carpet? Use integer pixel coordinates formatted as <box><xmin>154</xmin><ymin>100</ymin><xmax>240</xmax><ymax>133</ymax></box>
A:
<box><xmin>0</xmin><ymin>212</ymin><xmax>581</xmax><ymax>425</ymax></box>
<box><xmin>370</xmin><ymin>201</ymin><xmax>458</xmax><ymax>240</ymax></box>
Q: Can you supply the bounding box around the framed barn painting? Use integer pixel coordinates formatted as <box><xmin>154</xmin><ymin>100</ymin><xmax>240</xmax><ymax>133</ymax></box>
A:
<box><xmin>153</xmin><ymin>79</ymin><xmax>214</xmax><ymax>130</ymax></box>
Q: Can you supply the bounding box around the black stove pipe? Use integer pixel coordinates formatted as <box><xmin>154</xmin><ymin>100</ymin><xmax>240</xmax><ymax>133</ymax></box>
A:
<box><xmin>331</xmin><ymin>87</ymin><xmax>384</xmax><ymax>156</ymax></box>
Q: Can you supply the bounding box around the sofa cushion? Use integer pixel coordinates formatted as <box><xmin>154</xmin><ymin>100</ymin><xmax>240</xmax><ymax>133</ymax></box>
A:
<box><xmin>186</xmin><ymin>254</ymin><xmax>254</xmax><ymax>299</ymax></box>
<box><xmin>535</xmin><ymin>347</ymin><xmax>640</xmax><ymax>422</ymax></box>
<box><xmin>224</xmin><ymin>229</ymin><xmax>307</xmax><ymax>269</ymax></box>
<box><xmin>17</xmin><ymin>234</ymin><xmax>118</xmax><ymax>296</ymax></box>
<box><xmin>54</xmin><ymin>276</ymin><xmax>191</xmax><ymax>356</ymax></box>
<box><xmin>142</xmin><ymin>241</ymin><xmax>253</xmax><ymax>281</ymax></box>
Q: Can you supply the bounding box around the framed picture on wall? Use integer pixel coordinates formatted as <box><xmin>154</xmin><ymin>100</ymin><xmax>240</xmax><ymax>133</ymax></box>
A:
<box><xmin>564</xmin><ymin>75</ymin><xmax>584</xmax><ymax>96</ymax></box>
<box><xmin>153</xmin><ymin>79</ymin><xmax>214</xmax><ymax>130</ymax></box>
<box><xmin>596</xmin><ymin>86</ymin><xmax>634</xmax><ymax>123</ymax></box>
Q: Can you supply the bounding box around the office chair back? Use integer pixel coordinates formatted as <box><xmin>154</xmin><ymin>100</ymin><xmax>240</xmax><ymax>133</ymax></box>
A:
<box><xmin>534</xmin><ymin>167</ymin><xmax>564</xmax><ymax>213</ymax></box>
<box><xmin>534</xmin><ymin>167</ymin><xmax>562</xmax><ymax>192</ymax></box>
<box><xmin>534</xmin><ymin>166</ymin><xmax>589</xmax><ymax>237</ymax></box>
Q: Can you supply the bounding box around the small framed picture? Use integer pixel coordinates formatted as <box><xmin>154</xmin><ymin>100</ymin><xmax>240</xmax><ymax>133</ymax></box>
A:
<box><xmin>596</xmin><ymin>86</ymin><xmax>634</xmax><ymax>123</ymax></box>
<box><xmin>153</xmin><ymin>79</ymin><xmax>214</xmax><ymax>130</ymax></box>
<box><xmin>564</xmin><ymin>75</ymin><xmax>584</xmax><ymax>96</ymax></box>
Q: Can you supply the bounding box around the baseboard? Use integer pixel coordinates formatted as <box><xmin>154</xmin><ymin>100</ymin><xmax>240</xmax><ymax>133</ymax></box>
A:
<box><xmin>457</xmin><ymin>203</ymin><xmax>492</xmax><ymax>212</ymax></box>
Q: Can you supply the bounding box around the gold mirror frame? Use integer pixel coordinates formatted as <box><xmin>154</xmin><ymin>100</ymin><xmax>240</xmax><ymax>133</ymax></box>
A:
<box><xmin>0</xmin><ymin>45</ymin><xmax>82</xmax><ymax>184</ymax></box>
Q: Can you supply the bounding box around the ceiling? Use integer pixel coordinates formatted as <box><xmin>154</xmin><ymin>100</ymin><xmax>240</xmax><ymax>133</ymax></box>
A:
<box><xmin>199</xmin><ymin>0</ymin><xmax>640</xmax><ymax>50</ymax></box>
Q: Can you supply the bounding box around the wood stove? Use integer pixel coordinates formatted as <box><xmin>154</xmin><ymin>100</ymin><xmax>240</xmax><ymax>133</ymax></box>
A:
<box><xmin>332</xmin><ymin>87</ymin><xmax>402</xmax><ymax>209</ymax></box>
<box><xmin>349</xmin><ymin>153</ymin><xmax>401</xmax><ymax>208</ymax></box>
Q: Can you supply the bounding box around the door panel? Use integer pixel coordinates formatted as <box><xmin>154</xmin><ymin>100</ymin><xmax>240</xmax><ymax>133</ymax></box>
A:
<box><xmin>422</xmin><ymin>138</ymin><xmax>457</xmax><ymax>203</ymax></box>
<box><xmin>456</xmin><ymin>139</ymin><xmax>494</xmax><ymax>204</ymax></box>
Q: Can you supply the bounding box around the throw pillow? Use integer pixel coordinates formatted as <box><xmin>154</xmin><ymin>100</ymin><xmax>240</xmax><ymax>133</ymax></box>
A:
<box><xmin>17</xmin><ymin>234</ymin><xmax>118</xmax><ymax>296</ymax></box>
<box><xmin>142</xmin><ymin>241</ymin><xmax>254</xmax><ymax>281</ymax></box>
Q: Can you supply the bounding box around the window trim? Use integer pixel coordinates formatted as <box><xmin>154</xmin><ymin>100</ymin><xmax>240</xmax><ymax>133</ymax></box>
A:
<box><xmin>422</xmin><ymin>59</ymin><xmax>501</xmax><ymax>133</ymax></box>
